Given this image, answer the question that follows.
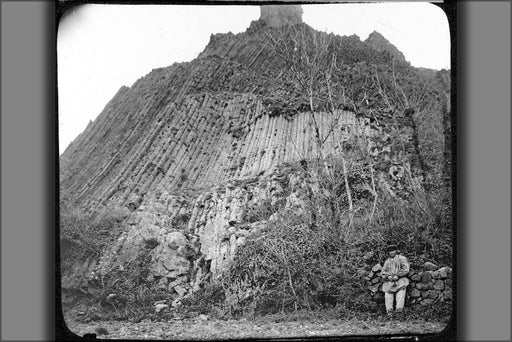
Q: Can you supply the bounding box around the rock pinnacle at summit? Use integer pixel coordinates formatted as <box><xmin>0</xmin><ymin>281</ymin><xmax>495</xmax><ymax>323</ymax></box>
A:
<box><xmin>260</xmin><ymin>5</ymin><xmax>303</xmax><ymax>27</ymax></box>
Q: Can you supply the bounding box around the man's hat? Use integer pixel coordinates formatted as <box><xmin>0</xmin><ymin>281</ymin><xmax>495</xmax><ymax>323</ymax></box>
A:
<box><xmin>386</xmin><ymin>244</ymin><xmax>397</xmax><ymax>252</ymax></box>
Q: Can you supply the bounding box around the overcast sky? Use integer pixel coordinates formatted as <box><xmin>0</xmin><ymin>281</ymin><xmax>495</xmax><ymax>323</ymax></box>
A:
<box><xmin>58</xmin><ymin>3</ymin><xmax>450</xmax><ymax>154</ymax></box>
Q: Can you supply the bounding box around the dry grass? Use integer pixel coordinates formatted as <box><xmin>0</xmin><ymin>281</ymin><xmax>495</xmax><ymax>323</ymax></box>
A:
<box><xmin>65</xmin><ymin>313</ymin><xmax>448</xmax><ymax>340</ymax></box>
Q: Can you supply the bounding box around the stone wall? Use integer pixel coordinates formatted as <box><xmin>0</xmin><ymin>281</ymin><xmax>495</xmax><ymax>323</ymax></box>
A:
<box><xmin>365</xmin><ymin>261</ymin><xmax>453</xmax><ymax>309</ymax></box>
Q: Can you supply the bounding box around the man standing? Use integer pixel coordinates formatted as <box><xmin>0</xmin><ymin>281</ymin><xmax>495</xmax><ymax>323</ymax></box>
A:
<box><xmin>381</xmin><ymin>245</ymin><xmax>410</xmax><ymax>317</ymax></box>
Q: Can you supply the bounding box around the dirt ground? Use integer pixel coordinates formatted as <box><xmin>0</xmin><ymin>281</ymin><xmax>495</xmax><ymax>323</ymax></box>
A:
<box><xmin>65</xmin><ymin>316</ymin><xmax>447</xmax><ymax>340</ymax></box>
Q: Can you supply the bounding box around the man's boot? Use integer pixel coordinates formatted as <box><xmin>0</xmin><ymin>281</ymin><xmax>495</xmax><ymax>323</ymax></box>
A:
<box><xmin>386</xmin><ymin>310</ymin><xmax>394</xmax><ymax>319</ymax></box>
<box><xmin>395</xmin><ymin>308</ymin><xmax>404</xmax><ymax>320</ymax></box>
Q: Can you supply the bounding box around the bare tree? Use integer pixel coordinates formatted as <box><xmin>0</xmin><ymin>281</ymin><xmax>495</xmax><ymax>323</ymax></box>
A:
<box><xmin>264</xmin><ymin>24</ymin><xmax>356</xmax><ymax>221</ymax></box>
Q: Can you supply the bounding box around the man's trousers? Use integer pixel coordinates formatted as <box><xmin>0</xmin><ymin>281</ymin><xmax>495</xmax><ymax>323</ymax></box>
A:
<box><xmin>384</xmin><ymin>288</ymin><xmax>406</xmax><ymax>311</ymax></box>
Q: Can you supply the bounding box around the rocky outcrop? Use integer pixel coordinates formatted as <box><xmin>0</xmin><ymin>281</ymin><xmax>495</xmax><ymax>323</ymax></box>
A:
<box><xmin>260</xmin><ymin>5</ymin><xmax>303</xmax><ymax>27</ymax></box>
<box><xmin>364</xmin><ymin>31</ymin><xmax>407</xmax><ymax>63</ymax></box>
<box><xmin>60</xmin><ymin>6</ymin><xmax>448</xmax><ymax>303</ymax></box>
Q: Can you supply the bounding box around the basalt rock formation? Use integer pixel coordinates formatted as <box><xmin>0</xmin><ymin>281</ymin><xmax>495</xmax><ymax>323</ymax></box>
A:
<box><xmin>364</xmin><ymin>30</ymin><xmax>407</xmax><ymax>63</ymax></box>
<box><xmin>260</xmin><ymin>4</ymin><xmax>303</xmax><ymax>27</ymax></box>
<box><xmin>60</xmin><ymin>5</ymin><xmax>451</xmax><ymax>308</ymax></box>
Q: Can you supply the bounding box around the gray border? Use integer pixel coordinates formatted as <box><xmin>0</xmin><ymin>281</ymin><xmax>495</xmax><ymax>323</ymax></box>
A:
<box><xmin>456</xmin><ymin>2</ymin><xmax>511</xmax><ymax>341</ymax></box>
<box><xmin>1</xmin><ymin>1</ymin><xmax>56</xmax><ymax>340</ymax></box>
<box><xmin>0</xmin><ymin>1</ymin><xmax>510</xmax><ymax>341</ymax></box>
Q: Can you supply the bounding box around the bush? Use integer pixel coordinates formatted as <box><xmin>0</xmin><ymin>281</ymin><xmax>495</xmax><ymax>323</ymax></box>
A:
<box><xmin>178</xmin><ymin>283</ymin><xmax>226</xmax><ymax>317</ymax></box>
<box><xmin>364</xmin><ymin>197</ymin><xmax>453</xmax><ymax>267</ymax></box>
<box><xmin>244</xmin><ymin>198</ymin><xmax>283</xmax><ymax>223</ymax></box>
<box><xmin>84</xmin><ymin>244</ymin><xmax>168</xmax><ymax>321</ymax></box>
<box><xmin>222</xmin><ymin>207</ymin><xmax>360</xmax><ymax>316</ymax></box>
<box><xmin>59</xmin><ymin>207</ymin><xmax>127</xmax><ymax>269</ymax></box>
<box><xmin>171</xmin><ymin>213</ymin><xmax>191</xmax><ymax>230</ymax></box>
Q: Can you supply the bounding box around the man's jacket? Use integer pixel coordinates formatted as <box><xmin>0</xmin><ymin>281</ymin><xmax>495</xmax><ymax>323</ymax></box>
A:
<box><xmin>381</xmin><ymin>254</ymin><xmax>410</xmax><ymax>293</ymax></box>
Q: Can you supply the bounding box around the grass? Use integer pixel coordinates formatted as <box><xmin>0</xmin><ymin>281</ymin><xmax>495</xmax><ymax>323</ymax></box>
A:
<box><xmin>65</xmin><ymin>307</ymin><xmax>449</xmax><ymax>340</ymax></box>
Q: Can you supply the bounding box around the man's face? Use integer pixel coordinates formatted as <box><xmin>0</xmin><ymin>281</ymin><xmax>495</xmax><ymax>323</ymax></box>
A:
<box><xmin>388</xmin><ymin>250</ymin><xmax>396</xmax><ymax>258</ymax></box>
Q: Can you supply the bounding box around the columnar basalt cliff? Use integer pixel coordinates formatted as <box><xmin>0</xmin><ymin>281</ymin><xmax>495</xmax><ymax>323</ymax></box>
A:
<box><xmin>60</xmin><ymin>6</ymin><xmax>451</xmax><ymax>312</ymax></box>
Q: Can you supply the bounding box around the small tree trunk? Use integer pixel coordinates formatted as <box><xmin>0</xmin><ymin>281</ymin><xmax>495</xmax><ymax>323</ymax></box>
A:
<box><xmin>340</xmin><ymin>151</ymin><xmax>353</xmax><ymax>212</ymax></box>
<box><xmin>369</xmin><ymin>163</ymin><xmax>378</xmax><ymax>225</ymax></box>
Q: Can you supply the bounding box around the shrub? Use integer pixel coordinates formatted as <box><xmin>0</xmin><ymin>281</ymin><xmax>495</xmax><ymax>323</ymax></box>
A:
<box><xmin>244</xmin><ymin>198</ymin><xmax>284</xmax><ymax>223</ymax></box>
<box><xmin>59</xmin><ymin>207</ymin><xmax>127</xmax><ymax>269</ymax></box>
<box><xmin>85</xmin><ymin>245</ymin><xmax>168</xmax><ymax>321</ymax></box>
<box><xmin>171</xmin><ymin>213</ymin><xmax>191</xmax><ymax>230</ymax></box>
<box><xmin>178</xmin><ymin>282</ymin><xmax>226</xmax><ymax>317</ymax></box>
<box><xmin>222</xmin><ymin>208</ymin><xmax>359</xmax><ymax>316</ymax></box>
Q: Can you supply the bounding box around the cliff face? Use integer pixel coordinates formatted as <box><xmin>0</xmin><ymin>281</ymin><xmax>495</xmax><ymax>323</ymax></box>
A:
<box><xmin>60</xmin><ymin>7</ymin><xmax>449</xmax><ymax>301</ymax></box>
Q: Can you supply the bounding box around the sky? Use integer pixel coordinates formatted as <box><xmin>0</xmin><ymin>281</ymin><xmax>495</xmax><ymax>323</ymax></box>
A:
<box><xmin>57</xmin><ymin>3</ymin><xmax>450</xmax><ymax>154</ymax></box>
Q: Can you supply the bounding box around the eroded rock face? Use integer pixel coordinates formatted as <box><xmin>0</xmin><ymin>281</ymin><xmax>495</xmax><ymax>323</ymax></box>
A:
<box><xmin>59</xmin><ymin>14</ymin><xmax>447</xmax><ymax>299</ymax></box>
<box><xmin>61</xmin><ymin>107</ymin><xmax>419</xmax><ymax>295</ymax></box>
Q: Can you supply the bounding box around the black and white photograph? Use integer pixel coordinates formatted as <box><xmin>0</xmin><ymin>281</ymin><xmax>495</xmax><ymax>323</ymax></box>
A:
<box><xmin>57</xmin><ymin>2</ymin><xmax>454</xmax><ymax>339</ymax></box>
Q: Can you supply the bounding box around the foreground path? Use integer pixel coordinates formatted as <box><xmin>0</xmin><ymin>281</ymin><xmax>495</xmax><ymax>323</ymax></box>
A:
<box><xmin>66</xmin><ymin>317</ymin><xmax>446</xmax><ymax>340</ymax></box>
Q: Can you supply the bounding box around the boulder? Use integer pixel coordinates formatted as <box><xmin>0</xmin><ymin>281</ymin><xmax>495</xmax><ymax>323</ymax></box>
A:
<box><xmin>433</xmin><ymin>280</ymin><xmax>444</xmax><ymax>290</ymax></box>
<box><xmin>228</xmin><ymin>226</ymin><xmax>237</xmax><ymax>235</ymax></box>
<box><xmin>428</xmin><ymin>290</ymin><xmax>439</xmax><ymax>299</ymax></box>
<box><xmin>438</xmin><ymin>266</ymin><xmax>452</xmax><ymax>279</ymax></box>
<box><xmin>444</xmin><ymin>287</ymin><xmax>453</xmax><ymax>300</ymax></box>
<box><xmin>155</xmin><ymin>304</ymin><xmax>169</xmax><ymax>313</ymax></box>
<box><xmin>166</xmin><ymin>232</ymin><xmax>187</xmax><ymax>249</ymax></box>
<box><xmin>431</xmin><ymin>271</ymin><xmax>441</xmax><ymax>279</ymax></box>
<box><xmin>411</xmin><ymin>274</ymin><xmax>421</xmax><ymax>282</ymax></box>
<box><xmin>236</xmin><ymin>229</ymin><xmax>250</xmax><ymax>238</ymax></box>
<box><xmin>372</xmin><ymin>264</ymin><xmax>382</xmax><ymax>272</ymax></box>
<box><xmin>174</xmin><ymin>285</ymin><xmax>188</xmax><ymax>297</ymax></box>
<box><xmin>157</xmin><ymin>277</ymin><xmax>168</xmax><ymax>289</ymax></box>
<box><xmin>168</xmin><ymin>276</ymin><xmax>188</xmax><ymax>290</ymax></box>
<box><xmin>151</xmin><ymin>250</ymin><xmax>190</xmax><ymax>278</ymax></box>
<box><xmin>421</xmin><ymin>272</ymin><xmax>432</xmax><ymax>283</ymax></box>
<box><xmin>423</xmin><ymin>262</ymin><xmax>438</xmax><ymax>271</ymax></box>
<box><xmin>445</xmin><ymin>278</ymin><xmax>452</xmax><ymax>288</ymax></box>
<box><xmin>411</xmin><ymin>289</ymin><xmax>421</xmax><ymax>297</ymax></box>
<box><xmin>177</xmin><ymin>245</ymin><xmax>194</xmax><ymax>258</ymax></box>
<box><xmin>420</xmin><ymin>298</ymin><xmax>434</xmax><ymax>306</ymax></box>
<box><xmin>236</xmin><ymin>236</ymin><xmax>246</xmax><ymax>247</ymax></box>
